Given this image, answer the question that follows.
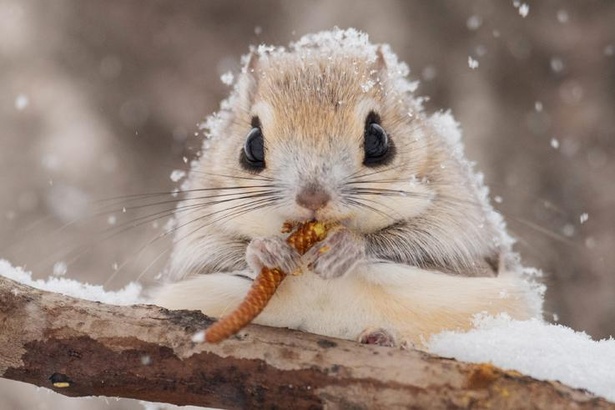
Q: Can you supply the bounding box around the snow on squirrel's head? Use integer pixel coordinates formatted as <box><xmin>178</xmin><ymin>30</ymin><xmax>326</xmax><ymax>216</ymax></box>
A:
<box><xmin>182</xmin><ymin>28</ymin><xmax>517</xmax><ymax>276</ymax></box>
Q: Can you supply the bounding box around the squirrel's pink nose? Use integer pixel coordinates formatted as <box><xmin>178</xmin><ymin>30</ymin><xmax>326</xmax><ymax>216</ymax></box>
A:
<box><xmin>296</xmin><ymin>186</ymin><xmax>331</xmax><ymax>211</ymax></box>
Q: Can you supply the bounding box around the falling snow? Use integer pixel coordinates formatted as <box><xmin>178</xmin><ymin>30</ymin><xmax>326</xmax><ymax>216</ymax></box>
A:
<box><xmin>421</xmin><ymin>65</ymin><xmax>437</xmax><ymax>81</ymax></box>
<box><xmin>15</xmin><ymin>93</ymin><xmax>29</xmax><ymax>110</ymax></box>
<box><xmin>169</xmin><ymin>169</ymin><xmax>186</xmax><ymax>182</ymax></box>
<box><xmin>466</xmin><ymin>15</ymin><xmax>482</xmax><ymax>31</ymax></box>
<box><xmin>52</xmin><ymin>261</ymin><xmax>67</xmax><ymax>276</ymax></box>
<box><xmin>550</xmin><ymin>57</ymin><xmax>565</xmax><ymax>73</ymax></box>
<box><xmin>468</xmin><ymin>56</ymin><xmax>479</xmax><ymax>69</ymax></box>
<box><xmin>191</xmin><ymin>330</ymin><xmax>205</xmax><ymax>343</ymax></box>
<box><xmin>220</xmin><ymin>71</ymin><xmax>234</xmax><ymax>86</ymax></box>
<box><xmin>550</xmin><ymin>138</ymin><xmax>560</xmax><ymax>149</ymax></box>
<box><xmin>557</xmin><ymin>9</ymin><xmax>570</xmax><ymax>23</ymax></box>
<box><xmin>562</xmin><ymin>224</ymin><xmax>575</xmax><ymax>237</ymax></box>
<box><xmin>580</xmin><ymin>213</ymin><xmax>589</xmax><ymax>224</ymax></box>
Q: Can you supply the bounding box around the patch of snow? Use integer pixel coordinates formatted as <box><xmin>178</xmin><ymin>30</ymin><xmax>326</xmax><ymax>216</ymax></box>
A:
<box><xmin>429</xmin><ymin>111</ymin><xmax>462</xmax><ymax>155</ymax></box>
<box><xmin>522</xmin><ymin>266</ymin><xmax>544</xmax><ymax>278</ymax></box>
<box><xmin>428</xmin><ymin>315</ymin><xmax>615</xmax><ymax>402</ymax></box>
<box><xmin>0</xmin><ymin>259</ymin><xmax>143</xmax><ymax>305</ymax></box>
<box><xmin>579</xmin><ymin>213</ymin><xmax>589</xmax><ymax>224</ymax></box>
<box><xmin>139</xmin><ymin>401</ymin><xmax>206</xmax><ymax>410</ymax></box>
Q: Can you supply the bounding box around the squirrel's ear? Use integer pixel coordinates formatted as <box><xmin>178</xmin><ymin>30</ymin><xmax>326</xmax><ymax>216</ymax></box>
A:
<box><xmin>369</xmin><ymin>46</ymin><xmax>388</xmax><ymax>86</ymax></box>
<box><xmin>245</xmin><ymin>49</ymin><xmax>260</xmax><ymax>74</ymax></box>
<box><xmin>375</xmin><ymin>46</ymin><xmax>387</xmax><ymax>72</ymax></box>
<box><xmin>238</xmin><ymin>49</ymin><xmax>260</xmax><ymax>106</ymax></box>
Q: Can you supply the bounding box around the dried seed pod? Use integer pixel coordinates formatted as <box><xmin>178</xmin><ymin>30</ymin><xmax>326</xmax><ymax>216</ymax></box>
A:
<box><xmin>204</xmin><ymin>220</ymin><xmax>328</xmax><ymax>343</ymax></box>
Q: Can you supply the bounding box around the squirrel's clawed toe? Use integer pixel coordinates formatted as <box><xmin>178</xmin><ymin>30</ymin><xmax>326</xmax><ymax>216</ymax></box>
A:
<box><xmin>358</xmin><ymin>328</ymin><xmax>397</xmax><ymax>347</ymax></box>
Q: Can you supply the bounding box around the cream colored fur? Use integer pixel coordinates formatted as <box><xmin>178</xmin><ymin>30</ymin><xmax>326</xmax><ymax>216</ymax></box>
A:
<box><xmin>154</xmin><ymin>263</ymin><xmax>539</xmax><ymax>347</ymax></box>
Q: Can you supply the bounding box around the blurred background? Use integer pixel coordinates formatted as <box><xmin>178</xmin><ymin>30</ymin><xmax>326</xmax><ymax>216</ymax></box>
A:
<box><xmin>1</xmin><ymin>0</ymin><xmax>614</xmax><ymax>408</ymax></box>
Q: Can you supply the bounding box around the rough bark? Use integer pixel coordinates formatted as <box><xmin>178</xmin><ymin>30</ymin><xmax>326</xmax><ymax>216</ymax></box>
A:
<box><xmin>0</xmin><ymin>276</ymin><xmax>611</xmax><ymax>410</ymax></box>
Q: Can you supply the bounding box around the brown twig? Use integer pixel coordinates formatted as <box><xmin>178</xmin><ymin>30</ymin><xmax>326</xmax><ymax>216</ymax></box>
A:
<box><xmin>205</xmin><ymin>220</ymin><xmax>329</xmax><ymax>343</ymax></box>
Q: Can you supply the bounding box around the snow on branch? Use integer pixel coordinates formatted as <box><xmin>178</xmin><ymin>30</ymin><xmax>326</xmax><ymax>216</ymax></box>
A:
<box><xmin>0</xmin><ymin>275</ymin><xmax>612</xmax><ymax>409</ymax></box>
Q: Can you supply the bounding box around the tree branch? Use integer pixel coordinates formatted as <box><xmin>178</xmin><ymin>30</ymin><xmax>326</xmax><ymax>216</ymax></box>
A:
<box><xmin>0</xmin><ymin>276</ymin><xmax>611</xmax><ymax>409</ymax></box>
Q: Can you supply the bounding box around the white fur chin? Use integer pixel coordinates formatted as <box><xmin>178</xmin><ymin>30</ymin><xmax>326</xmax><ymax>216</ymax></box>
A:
<box><xmin>152</xmin><ymin>264</ymin><xmax>541</xmax><ymax>347</ymax></box>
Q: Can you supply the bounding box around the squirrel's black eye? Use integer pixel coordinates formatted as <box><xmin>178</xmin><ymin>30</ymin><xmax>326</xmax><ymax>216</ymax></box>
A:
<box><xmin>240</xmin><ymin>125</ymin><xmax>265</xmax><ymax>172</ymax></box>
<box><xmin>363</xmin><ymin>112</ymin><xmax>394</xmax><ymax>167</ymax></box>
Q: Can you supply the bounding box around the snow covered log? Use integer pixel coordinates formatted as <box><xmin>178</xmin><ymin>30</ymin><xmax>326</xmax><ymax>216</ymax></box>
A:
<box><xmin>0</xmin><ymin>275</ymin><xmax>611</xmax><ymax>409</ymax></box>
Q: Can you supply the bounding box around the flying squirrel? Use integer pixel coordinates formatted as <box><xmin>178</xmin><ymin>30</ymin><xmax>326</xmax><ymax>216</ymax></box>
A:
<box><xmin>153</xmin><ymin>28</ymin><xmax>542</xmax><ymax>348</ymax></box>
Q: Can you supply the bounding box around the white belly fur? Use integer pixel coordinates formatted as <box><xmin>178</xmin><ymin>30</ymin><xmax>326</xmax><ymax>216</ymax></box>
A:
<box><xmin>153</xmin><ymin>263</ymin><xmax>542</xmax><ymax>347</ymax></box>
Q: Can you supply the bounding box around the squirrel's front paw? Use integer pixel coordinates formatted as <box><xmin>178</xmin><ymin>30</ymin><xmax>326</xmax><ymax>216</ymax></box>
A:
<box><xmin>304</xmin><ymin>226</ymin><xmax>365</xmax><ymax>279</ymax></box>
<box><xmin>246</xmin><ymin>236</ymin><xmax>301</xmax><ymax>275</ymax></box>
